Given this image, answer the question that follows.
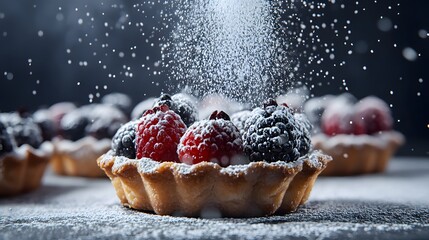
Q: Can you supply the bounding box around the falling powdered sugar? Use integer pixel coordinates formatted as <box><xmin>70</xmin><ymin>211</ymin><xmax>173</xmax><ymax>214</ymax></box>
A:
<box><xmin>162</xmin><ymin>0</ymin><xmax>332</xmax><ymax>106</ymax></box>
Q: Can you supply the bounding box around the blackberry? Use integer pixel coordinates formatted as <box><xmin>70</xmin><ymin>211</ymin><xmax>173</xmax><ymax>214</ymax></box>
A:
<box><xmin>11</xmin><ymin>118</ymin><xmax>43</xmax><ymax>148</ymax></box>
<box><xmin>0</xmin><ymin>113</ymin><xmax>43</xmax><ymax>148</ymax></box>
<box><xmin>0</xmin><ymin>121</ymin><xmax>15</xmax><ymax>155</ymax></box>
<box><xmin>153</xmin><ymin>93</ymin><xmax>198</xmax><ymax>126</ymax></box>
<box><xmin>33</xmin><ymin>109</ymin><xmax>56</xmax><ymax>141</ymax></box>
<box><xmin>85</xmin><ymin>104</ymin><xmax>127</xmax><ymax>140</ymax></box>
<box><xmin>242</xmin><ymin>99</ymin><xmax>311</xmax><ymax>163</ymax></box>
<box><xmin>111</xmin><ymin>120</ymin><xmax>137</xmax><ymax>159</ymax></box>
<box><xmin>60</xmin><ymin>107</ymin><xmax>91</xmax><ymax>141</ymax></box>
<box><xmin>293</xmin><ymin>113</ymin><xmax>312</xmax><ymax>156</ymax></box>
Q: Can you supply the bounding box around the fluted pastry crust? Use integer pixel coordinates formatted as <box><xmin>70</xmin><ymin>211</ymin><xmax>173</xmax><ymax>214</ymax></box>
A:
<box><xmin>51</xmin><ymin>136</ymin><xmax>109</xmax><ymax>177</ymax></box>
<box><xmin>98</xmin><ymin>151</ymin><xmax>330</xmax><ymax>217</ymax></box>
<box><xmin>0</xmin><ymin>143</ymin><xmax>52</xmax><ymax>196</ymax></box>
<box><xmin>312</xmin><ymin>131</ymin><xmax>404</xmax><ymax>176</ymax></box>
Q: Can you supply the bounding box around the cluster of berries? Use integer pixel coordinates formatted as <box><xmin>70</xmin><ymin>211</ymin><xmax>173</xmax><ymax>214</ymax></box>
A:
<box><xmin>0</xmin><ymin>113</ymin><xmax>44</xmax><ymax>156</ymax></box>
<box><xmin>320</xmin><ymin>95</ymin><xmax>393</xmax><ymax>136</ymax></box>
<box><xmin>112</xmin><ymin>94</ymin><xmax>311</xmax><ymax>166</ymax></box>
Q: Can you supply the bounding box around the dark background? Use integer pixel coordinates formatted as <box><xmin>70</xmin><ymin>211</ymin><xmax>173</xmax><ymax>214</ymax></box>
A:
<box><xmin>0</xmin><ymin>0</ymin><xmax>427</xmax><ymax>156</ymax></box>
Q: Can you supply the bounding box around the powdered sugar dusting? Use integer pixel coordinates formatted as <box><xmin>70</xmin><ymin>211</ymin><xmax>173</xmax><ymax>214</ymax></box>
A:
<box><xmin>55</xmin><ymin>136</ymin><xmax>110</xmax><ymax>161</ymax></box>
<box><xmin>101</xmin><ymin>150</ymin><xmax>326</xmax><ymax>176</ymax></box>
<box><xmin>1</xmin><ymin>162</ymin><xmax>429</xmax><ymax>239</ymax></box>
<box><xmin>312</xmin><ymin>131</ymin><xmax>404</xmax><ymax>149</ymax></box>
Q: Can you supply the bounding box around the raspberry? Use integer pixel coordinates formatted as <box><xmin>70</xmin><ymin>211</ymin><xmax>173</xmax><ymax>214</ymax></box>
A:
<box><xmin>353</xmin><ymin>96</ymin><xmax>393</xmax><ymax>135</ymax></box>
<box><xmin>135</xmin><ymin>105</ymin><xmax>187</xmax><ymax>162</ymax></box>
<box><xmin>111</xmin><ymin>120</ymin><xmax>137</xmax><ymax>159</ymax></box>
<box><xmin>177</xmin><ymin>111</ymin><xmax>243</xmax><ymax>167</ymax></box>
<box><xmin>153</xmin><ymin>93</ymin><xmax>198</xmax><ymax>126</ymax></box>
<box><xmin>321</xmin><ymin>98</ymin><xmax>365</xmax><ymax>136</ymax></box>
<box><xmin>0</xmin><ymin>121</ymin><xmax>15</xmax><ymax>155</ymax></box>
<box><xmin>242</xmin><ymin>99</ymin><xmax>310</xmax><ymax>163</ymax></box>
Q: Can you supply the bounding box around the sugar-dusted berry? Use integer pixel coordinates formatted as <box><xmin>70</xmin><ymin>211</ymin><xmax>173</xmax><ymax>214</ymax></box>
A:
<box><xmin>178</xmin><ymin>111</ymin><xmax>243</xmax><ymax>166</ymax></box>
<box><xmin>135</xmin><ymin>105</ymin><xmax>187</xmax><ymax>162</ymax></box>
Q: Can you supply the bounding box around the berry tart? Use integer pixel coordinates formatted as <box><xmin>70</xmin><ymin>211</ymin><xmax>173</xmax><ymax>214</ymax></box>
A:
<box><xmin>98</xmin><ymin>100</ymin><xmax>330</xmax><ymax>217</ymax></box>
<box><xmin>306</xmin><ymin>94</ymin><xmax>405</xmax><ymax>176</ymax></box>
<box><xmin>0</xmin><ymin>113</ymin><xmax>53</xmax><ymax>196</ymax></box>
<box><xmin>51</xmin><ymin>103</ymin><xmax>127</xmax><ymax>177</ymax></box>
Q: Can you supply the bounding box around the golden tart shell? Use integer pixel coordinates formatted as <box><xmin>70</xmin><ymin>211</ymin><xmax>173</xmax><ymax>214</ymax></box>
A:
<box><xmin>0</xmin><ymin>142</ymin><xmax>52</xmax><ymax>196</ymax></box>
<box><xmin>312</xmin><ymin>131</ymin><xmax>404</xmax><ymax>176</ymax></box>
<box><xmin>98</xmin><ymin>151</ymin><xmax>331</xmax><ymax>217</ymax></box>
<box><xmin>51</xmin><ymin>136</ymin><xmax>109</xmax><ymax>177</ymax></box>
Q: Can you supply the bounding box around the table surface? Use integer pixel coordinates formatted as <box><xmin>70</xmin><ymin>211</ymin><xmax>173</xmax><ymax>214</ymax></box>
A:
<box><xmin>1</xmin><ymin>157</ymin><xmax>429</xmax><ymax>240</ymax></box>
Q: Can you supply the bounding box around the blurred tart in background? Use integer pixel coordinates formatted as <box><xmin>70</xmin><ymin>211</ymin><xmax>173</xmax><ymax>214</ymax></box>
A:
<box><xmin>51</xmin><ymin>103</ymin><xmax>127</xmax><ymax>177</ymax></box>
<box><xmin>0</xmin><ymin>113</ymin><xmax>52</xmax><ymax>196</ymax></box>
<box><xmin>304</xmin><ymin>94</ymin><xmax>405</xmax><ymax>176</ymax></box>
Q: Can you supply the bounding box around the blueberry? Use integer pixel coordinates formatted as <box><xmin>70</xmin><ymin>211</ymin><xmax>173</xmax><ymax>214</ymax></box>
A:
<box><xmin>111</xmin><ymin>120</ymin><xmax>137</xmax><ymax>158</ymax></box>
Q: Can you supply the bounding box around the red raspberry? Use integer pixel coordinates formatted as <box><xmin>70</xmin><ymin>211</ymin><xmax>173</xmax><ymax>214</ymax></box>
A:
<box><xmin>135</xmin><ymin>104</ymin><xmax>187</xmax><ymax>162</ymax></box>
<box><xmin>321</xmin><ymin>101</ymin><xmax>365</xmax><ymax>136</ymax></box>
<box><xmin>177</xmin><ymin>111</ymin><xmax>243</xmax><ymax>167</ymax></box>
<box><xmin>353</xmin><ymin>96</ymin><xmax>393</xmax><ymax>135</ymax></box>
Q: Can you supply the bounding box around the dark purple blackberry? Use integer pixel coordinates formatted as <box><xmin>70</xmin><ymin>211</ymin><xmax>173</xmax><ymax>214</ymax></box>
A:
<box><xmin>0</xmin><ymin>121</ymin><xmax>15</xmax><ymax>155</ymax></box>
<box><xmin>0</xmin><ymin>113</ymin><xmax>43</xmax><ymax>148</ymax></box>
<box><xmin>60</xmin><ymin>107</ymin><xmax>90</xmax><ymax>141</ymax></box>
<box><xmin>11</xmin><ymin>118</ymin><xmax>43</xmax><ymax>148</ymax></box>
<box><xmin>111</xmin><ymin>120</ymin><xmax>137</xmax><ymax>158</ymax></box>
<box><xmin>33</xmin><ymin>109</ymin><xmax>56</xmax><ymax>141</ymax></box>
<box><xmin>242</xmin><ymin>99</ymin><xmax>311</xmax><ymax>163</ymax></box>
<box><xmin>153</xmin><ymin>93</ymin><xmax>198</xmax><ymax>126</ymax></box>
<box><xmin>85</xmin><ymin>104</ymin><xmax>127</xmax><ymax>140</ymax></box>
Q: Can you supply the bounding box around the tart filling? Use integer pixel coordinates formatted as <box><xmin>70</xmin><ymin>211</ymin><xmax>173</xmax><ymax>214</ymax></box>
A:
<box><xmin>98</xmin><ymin>150</ymin><xmax>330</xmax><ymax>217</ymax></box>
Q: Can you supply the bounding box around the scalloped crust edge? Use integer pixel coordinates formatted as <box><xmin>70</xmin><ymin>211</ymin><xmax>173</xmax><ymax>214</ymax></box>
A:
<box><xmin>51</xmin><ymin>137</ymin><xmax>109</xmax><ymax>177</ymax></box>
<box><xmin>97</xmin><ymin>151</ymin><xmax>331</xmax><ymax>217</ymax></box>
<box><xmin>0</xmin><ymin>143</ymin><xmax>52</xmax><ymax>196</ymax></box>
<box><xmin>312</xmin><ymin>131</ymin><xmax>405</xmax><ymax>176</ymax></box>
